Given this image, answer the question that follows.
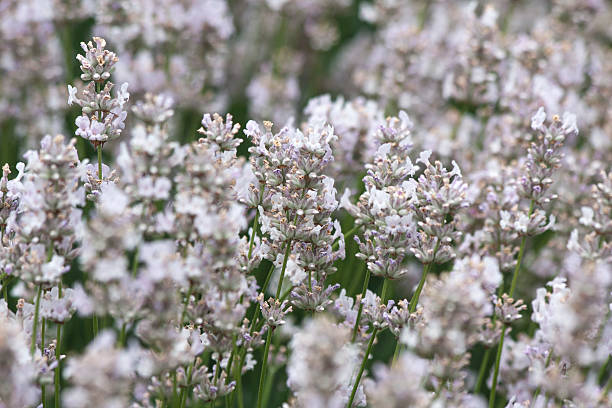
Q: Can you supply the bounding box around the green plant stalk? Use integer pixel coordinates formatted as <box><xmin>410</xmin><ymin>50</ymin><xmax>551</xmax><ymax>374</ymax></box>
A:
<box><xmin>346</xmin><ymin>278</ymin><xmax>390</xmax><ymax>408</ymax></box>
<box><xmin>210</xmin><ymin>358</ymin><xmax>221</xmax><ymax>408</ymax></box>
<box><xmin>262</xmin><ymin>365</ymin><xmax>278</xmax><ymax>408</ymax></box>
<box><xmin>474</xmin><ymin>347</ymin><xmax>492</xmax><ymax>394</ymax></box>
<box><xmin>409</xmin><ymin>261</ymin><xmax>432</xmax><ymax>313</ymax></box>
<box><xmin>30</xmin><ymin>284</ymin><xmax>43</xmax><ymax>356</ymax></box>
<box><xmin>97</xmin><ymin>144</ymin><xmax>103</xmax><ymax>181</ymax></box>
<box><xmin>489</xmin><ymin>200</ymin><xmax>535</xmax><ymax>407</ymax></box>
<box><xmin>409</xmin><ymin>240</ymin><xmax>440</xmax><ymax>313</ymax></box>
<box><xmin>55</xmin><ymin>282</ymin><xmax>63</xmax><ymax>408</ymax></box>
<box><xmin>391</xmin><ymin>340</ymin><xmax>401</xmax><ymax>365</ymax></box>
<box><xmin>256</xmin><ymin>327</ymin><xmax>274</xmax><ymax>408</ymax></box>
<box><xmin>256</xmin><ymin>241</ymin><xmax>292</xmax><ymax>408</ymax></box>
<box><xmin>41</xmin><ymin>317</ymin><xmax>46</xmax><ymax>408</ymax></box>
<box><xmin>489</xmin><ymin>328</ymin><xmax>506</xmax><ymax>408</ymax></box>
<box><xmin>92</xmin><ymin>315</ymin><xmax>98</xmax><ymax>338</ymax></box>
<box><xmin>179</xmin><ymin>359</ymin><xmax>195</xmax><ymax>408</ymax></box>
<box><xmin>275</xmin><ymin>241</ymin><xmax>292</xmax><ymax>298</ymax></box>
<box><xmin>351</xmin><ymin>268</ymin><xmax>371</xmax><ymax>342</ymax></box>
<box><xmin>347</xmin><ymin>328</ymin><xmax>378</xmax><ymax>408</ymax></box>
<box><xmin>180</xmin><ymin>283</ymin><xmax>193</xmax><ymax>326</ymax></box>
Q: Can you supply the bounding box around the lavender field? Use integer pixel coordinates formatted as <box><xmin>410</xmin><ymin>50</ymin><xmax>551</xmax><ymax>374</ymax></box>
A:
<box><xmin>0</xmin><ymin>1</ymin><xmax>611</xmax><ymax>407</ymax></box>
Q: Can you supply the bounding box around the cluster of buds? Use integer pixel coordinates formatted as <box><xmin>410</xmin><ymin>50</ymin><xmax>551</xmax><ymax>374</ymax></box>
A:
<box><xmin>408</xmin><ymin>151</ymin><xmax>471</xmax><ymax>265</ymax></box>
<box><xmin>68</xmin><ymin>37</ymin><xmax>129</xmax><ymax>146</ymax></box>
<box><xmin>520</xmin><ymin>107</ymin><xmax>577</xmax><ymax>204</ymax></box>
<box><xmin>344</xmin><ymin>112</ymin><xmax>419</xmax><ymax>280</ymax></box>
<box><xmin>495</xmin><ymin>294</ymin><xmax>527</xmax><ymax>324</ymax></box>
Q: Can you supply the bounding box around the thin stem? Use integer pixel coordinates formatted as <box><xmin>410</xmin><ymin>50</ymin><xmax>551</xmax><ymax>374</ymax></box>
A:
<box><xmin>41</xmin><ymin>317</ymin><xmax>46</xmax><ymax>408</ymax></box>
<box><xmin>1</xmin><ymin>277</ymin><xmax>7</xmax><ymax>301</ymax></box>
<box><xmin>598</xmin><ymin>355</ymin><xmax>611</xmax><ymax>385</ymax></box>
<box><xmin>391</xmin><ymin>341</ymin><xmax>401</xmax><ymax>365</ymax></box>
<box><xmin>351</xmin><ymin>268</ymin><xmax>371</xmax><ymax>342</ymax></box>
<box><xmin>347</xmin><ymin>328</ymin><xmax>378</xmax><ymax>408</ymax></box>
<box><xmin>30</xmin><ymin>284</ymin><xmax>43</xmax><ymax>356</ymax></box>
<box><xmin>474</xmin><ymin>347</ymin><xmax>492</xmax><ymax>394</ymax></box>
<box><xmin>234</xmin><ymin>351</ymin><xmax>246</xmax><ymax>408</ymax></box>
<box><xmin>92</xmin><ymin>315</ymin><xmax>99</xmax><ymax>338</ymax></box>
<box><xmin>180</xmin><ymin>283</ymin><xmax>193</xmax><ymax>326</ymax></box>
<box><xmin>275</xmin><ymin>241</ymin><xmax>292</xmax><ymax>298</ymax></box>
<box><xmin>55</xmin><ymin>283</ymin><xmax>63</xmax><ymax>408</ymax></box>
<box><xmin>119</xmin><ymin>323</ymin><xmax>127</xmax><ymax>347</ymax></box>
<box><xmin>489</xmin><ymin>326</ymin><xmax>506</xmax><ymax>408</ymax></box>
<box><xmin>256</xmin><ymin>327</ymin><xmax>274</xmax><ymax>408</ymax></box>
<box><xmin>346</xmin><ymin>278</ymin><xmax>390</xmax><ymax>408</ymax></box>
<box><xmin>489</xmin><ymin>200</ymin><xmax>535</xmax><ymax>406</ymax></box>
<box><xmin>409</xmin><ymin>262</ymin><xmax>432</xmax><ymax>313</ymax></box>
<box><xmin>179</xmin><ymin>359</ymin><xmax>195</xmax><ymax>408</ymax></box>
<box><xmin>210</xmin><ymin>358</ymin><xmax>222</xmax><ymax>408</ymax></box>
<box><xmin>409</xmin><ymin>240</ymin><xmax>439</xmax><ymax>313</ymax></box>
<box><xmin>247</xmin><ymin>186</ymin><xmax>264</xmax><ymax>259</ymax></box>
<box><xmin>601</xmin><ymin>373</ymin><xmax>612</xmax><ymax>401</ymax></box>
<box><xmin>97</xmin><ymin>144</ymin><xmax>103</xmax><ymax>181</ymax></box>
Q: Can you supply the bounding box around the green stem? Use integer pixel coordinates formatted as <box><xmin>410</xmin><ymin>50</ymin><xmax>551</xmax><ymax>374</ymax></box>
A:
<box><xmin>391</xmin><ymin>340</ymin><xmax>401</xmax><ymax>365</ymax></box>
<box><xmin>210</xmin><ymin>358</ymin><xmax>222</xmax><ymax>408</ymax></box>
<box><xmin>409</xmin><ymin>262</ymin><xmax>432</xmax><ymax>313</ymax></box>
<box><xmin>346</xmin><ymin>279</ymin><xmax>390</xmax><ymax>408</ymax></box>
<box><xmin>119</xmin><ymin>323</ymin><xmax>127</xmax><ymax>347</ymax></box>
<box><xmin>172</xmin><ymin>371</ymin><xmax>178</xmax><ymax>408</ymax></box>
<box><xmin>41</xmin><ymin>317</ymin><xmax>46</xmax><ymax>407</ymax></box>
<box><xmin>351</xmin><ymin>268</ymin><xmax>371</xmax><ymax>342</ymax></box>
<box><xmin>256</xmin><ymin>327</ymin><xmax>274</xmax><ymax>408</ymax></box>
<box><xmin>275</xmin><ymin>241</ymin><xmax>292</xmax><ymax>298</ymax></box>
<box><xmin>180</xmin><ymin>283</ymin><xmax>193</xmax><ymax>326</ymax></box>
<box><xmin>1</xmin><ymin>277</ymin><xmax>7</xmax><ymax>301</ymax></box>
<box><xmin>347</xmin><ymin>328</ymin><xmax>378</xmax><ymax>408</ymax></box>
<box><xmin>601</xmin><ymin>373</ymin><xmax>612</xmax><ymax>401</ymax></box>
<box><xmin>30</xmin><ymin>285</ymin><xmax>43</xmax><ymax>356</ymax></box>
<box><xmin>489</xmin><ymin>327</ymin><xmax>506</xmax><ymax>408</ymax></box>
<box><xmin>55</xmin><ymin>283</ymin><xmax>63</xmax><ymax>408</ymax></box>
<box><xmin>598</xmin><ymin>355</ymin><xmax>611</xmax><ymax>385</ymax></box>
<box><xmin>92</xmin><ymin>315</ymin><xmax>98</xmax><ymax>338</ymax></box>
<box><xmin>97</xmin><ymin>144</ymin><xmax>103</xmax><ymax>181</ymax></box>
<box><xmin>474</xmin><ymin>347</ymin><xmax>492</xmax><ymax>394</ymax></box>
<box><xmin>179</xmin><ymin>359</ymin><xmax>195</xmax><ymax>408</ymax></box>
<box><xmin>488</xmin><ymin>200</ymin><xmax>534</xmax><ymax>406</ymax></box>
<box><xmin>409</xmin><ymin>240</ymin><xmax>439</xmax><ymax>313</ymax></box>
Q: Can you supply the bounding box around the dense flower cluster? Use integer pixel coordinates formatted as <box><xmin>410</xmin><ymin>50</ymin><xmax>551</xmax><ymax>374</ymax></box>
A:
<box><xmin>1</xmin><ymin>2</ymin><xmax>611</xmax><ymax>408</ymax></box>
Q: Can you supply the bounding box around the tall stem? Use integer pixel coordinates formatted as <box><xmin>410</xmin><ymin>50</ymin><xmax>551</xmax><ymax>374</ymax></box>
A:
<box><xmin>474</xmin><ymin>347</ymin><xmax>492</xmax><ymax>394</ymax></box>
<box><xmin>347</xmin><ymin>328</ymin><xmax>378</xmax><ymax>408</ymax></box>
<box><xmin>409</xmin><ymin>240</ymin><xmax>439</xmax><ymax>313</ymax></box>
<box><xmin>489</xmin><ymin>200</ymin><xmax>535</xmax><ymax>407</ymax></box>
<box><xmin>346</xmin><ymin>278</ymin><xmax>390</xmax><ymax>408</ymax></box>
<box><xmin>489</xmin><ymin>327</ymin><xmax>506</xmax><ymax>408</ymax></box>
<box><xmin>30</xmin><ymin>284</ymin><xmax>43</xmax><ymax>356</ymax></box>
<box><xmin>256</xmin><ymin>327</ymin><xmax>274</xmax><ymax>408</ymax></box>
<box><xmin>351</xmin><ymin>268</ymin><xmax>371</xmax><ymax>342</ymax></box>
<box><xmin>41</xmin><ymin>318</ymin><xmax>46</xmax><ymax>408</ymax></box>
<box><xmin>179</xmin><ymin>359</ymin><xmax>196</xmax><ymax>408</ymax></box>
<box><xmin>275</xmin><ymin>241</ymin><xmax>292</xmax><ymax>298</ymax></box>
<box><xmin>409</xmin><ymin>262</ymin><xmax>432</xmax><ymax>313</ymax></box>
<box><xmin>55</xmin><ymin>282</ymin><xmax>63</xmax><ymax>407</ymax></box>
<box><xmin>97</xmin><ymin>144</ymin><xmax>103</xmax><ymax>181</ymax></box>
